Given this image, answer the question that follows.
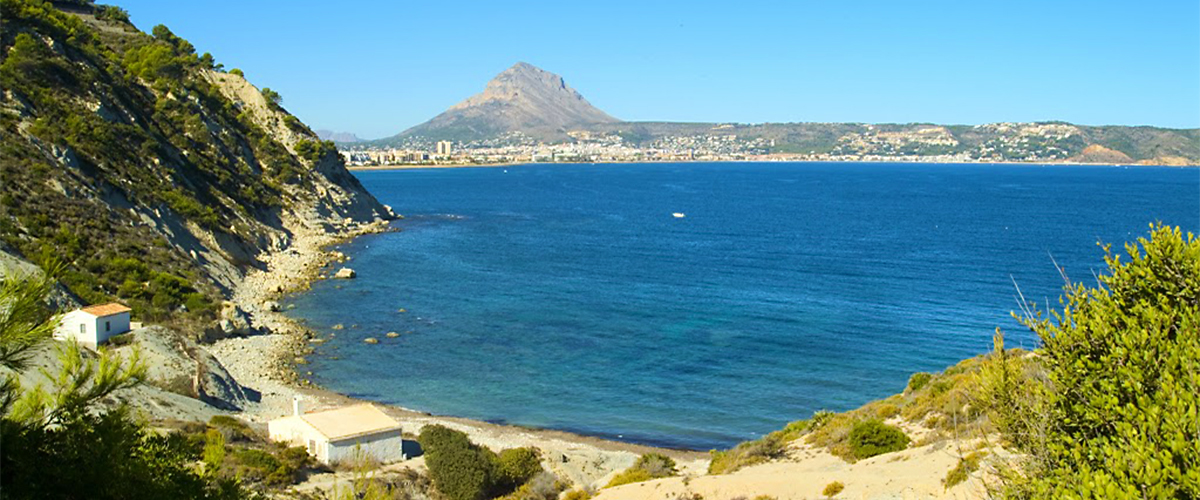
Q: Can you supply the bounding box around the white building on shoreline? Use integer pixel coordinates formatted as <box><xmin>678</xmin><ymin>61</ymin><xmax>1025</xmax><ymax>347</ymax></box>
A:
<box><xmin>268</xmin><ymin>398</ymin><xmax>405</xmax><ymax>464</ymax></box>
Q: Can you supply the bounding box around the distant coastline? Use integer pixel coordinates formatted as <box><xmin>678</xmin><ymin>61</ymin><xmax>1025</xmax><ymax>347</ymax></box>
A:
<box><xmin>347</xmin><ymin>158</ymin><xmax>1197</xmax><ymax>172</ymax></box>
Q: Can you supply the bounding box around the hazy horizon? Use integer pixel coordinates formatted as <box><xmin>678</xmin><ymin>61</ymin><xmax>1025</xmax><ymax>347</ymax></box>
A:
<box><xmin>116</xmin><ymin>0</ymin><xmax>1200</xmax><ymax>139</ymax></box>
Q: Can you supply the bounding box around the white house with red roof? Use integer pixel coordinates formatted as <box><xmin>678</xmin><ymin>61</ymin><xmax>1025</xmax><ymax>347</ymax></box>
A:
<box><xmin>268</xmin><ymin>397</ymin><xmax>405</xmax><ymax>464</ymax></box>
<box><xmin>54</xmin><ymin>303</ymin><xmax>132</xmax><ymax>348</ymax></box>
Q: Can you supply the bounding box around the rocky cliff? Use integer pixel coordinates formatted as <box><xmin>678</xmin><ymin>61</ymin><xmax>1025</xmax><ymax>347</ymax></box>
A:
<box><xmin>0</xmin><ymin>0</ymin><xmax>393</xmax><ymax>325</ymax></box>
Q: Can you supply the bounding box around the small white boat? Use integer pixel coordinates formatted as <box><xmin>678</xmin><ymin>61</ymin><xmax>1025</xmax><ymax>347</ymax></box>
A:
<box><xmin>672</xmin><ymin>212</ymin><xmax>686</xmax><ymax>218</ymax></box>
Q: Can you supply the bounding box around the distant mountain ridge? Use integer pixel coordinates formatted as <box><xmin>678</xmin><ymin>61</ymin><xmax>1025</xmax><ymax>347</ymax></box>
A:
<box><xmin>316</xmin><ymin>129</ymin><xmax>363</xmax><ymax>143</ymax></box>
<box><xmin>394</xmin><ymin>62</ymin><xmax>618</xmax><ymax>142</ymax></box>
<box><xmin>369</xmin><ymin>63</ymin><xmax>1198</xmax><ymax>164</ymax></box>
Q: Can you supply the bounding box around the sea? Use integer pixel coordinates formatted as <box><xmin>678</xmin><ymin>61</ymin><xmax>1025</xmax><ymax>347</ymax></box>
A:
<box><xmin>283</xmin><ymin>162</ymin><xmax>1199</xmax><ymax>450</ymax></box>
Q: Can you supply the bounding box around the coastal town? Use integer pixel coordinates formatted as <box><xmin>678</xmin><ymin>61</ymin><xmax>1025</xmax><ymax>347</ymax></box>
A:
<box><xmin>336</xmin><ymin>122</ymin><xmax>1128</xmax><ymax>167</ymax></box>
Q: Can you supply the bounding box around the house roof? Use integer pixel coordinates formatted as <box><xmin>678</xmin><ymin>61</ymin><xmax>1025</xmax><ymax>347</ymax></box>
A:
<box><xmin>298</xmin><ymin>404</ymin><xmax>402</xmax><ymax>442</ymax></box>
<box><xmin>80</xmin><ymin>303</ymin><xmax>132</xmax><ymax>317</ymax></box>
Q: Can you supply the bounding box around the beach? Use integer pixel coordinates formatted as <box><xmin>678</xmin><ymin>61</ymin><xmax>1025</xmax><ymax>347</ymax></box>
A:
<box><xmin>206</xmin><ymin>217</ymin><xmax>708</xmax><ymax>492</ymax></box>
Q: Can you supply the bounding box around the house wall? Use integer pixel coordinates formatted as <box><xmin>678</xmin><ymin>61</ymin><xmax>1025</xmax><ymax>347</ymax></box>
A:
<box><xmin>268</xmin><ymin>417</ymin><xmax>325</xmax><ymax>453</ymax></box>
<box><xmin>325</xmin><ymin>429</ymin><xmax>404</xmax><ymax>464</ymax></box>
<box><xmin>54</xmin><ymin>311</ymin><xmax>98</xmax><ymax>348</ymax></box>
<box><xmin>94</xmin><ymin>312</ymin><xmax>130</xmax><ymax>345</ymax></box>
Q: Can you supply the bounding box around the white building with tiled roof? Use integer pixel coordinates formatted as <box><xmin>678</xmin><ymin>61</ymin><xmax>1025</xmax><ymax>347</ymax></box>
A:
<box><xmin>268</xmin><ymin>398</ymin><xmax>404</xmax><ymax>464</ymax></box>
<box><xmin>54</xmin><ymin>303</ymin><xmax>131</xmax><ymax>348</ymax></box>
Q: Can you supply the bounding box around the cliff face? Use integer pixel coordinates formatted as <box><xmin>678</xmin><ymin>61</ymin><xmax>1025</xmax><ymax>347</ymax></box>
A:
<box><xmin>399</xmin><ymin>62</ymin><xmax>618</xmax><ymax>142</ymax></box>
<box><xmin>0</xmin><ymin>1</ymin><xmax>392</xmax><ymax>322</ymax></box>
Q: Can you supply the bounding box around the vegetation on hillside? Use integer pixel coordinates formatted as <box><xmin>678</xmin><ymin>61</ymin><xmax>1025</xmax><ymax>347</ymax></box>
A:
<box><xmin>0</xmin><ymin>268</ymin><xmax>255</xmax><ymax>499</ymax></box>
<box><xmin>0</xmin><ymin>0</ymin><xmax>368</xmax><ymax>324</ymax></box>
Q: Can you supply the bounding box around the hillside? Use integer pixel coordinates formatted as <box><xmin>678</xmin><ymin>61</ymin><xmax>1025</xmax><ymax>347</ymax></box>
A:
<box><xmin>390</xmin><ymin>62</ymin><xmax>619</xmax><ymax>143</ymax></box>
<box><xmin>0</xmin><ymin>0</ymin><xmax>394</xmax><ymax>327</ymax></box>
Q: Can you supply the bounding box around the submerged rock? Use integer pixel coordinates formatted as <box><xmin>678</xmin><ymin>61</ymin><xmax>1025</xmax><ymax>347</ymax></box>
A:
<box><xmin>385</xmin><ymin>331</ymin><xmax>400</xmax><ymax>338</ymax></box>
<box><xmin>363</xmin><ymin>337</ymin><xmax>379</xmax><ymax>344</ymax></box>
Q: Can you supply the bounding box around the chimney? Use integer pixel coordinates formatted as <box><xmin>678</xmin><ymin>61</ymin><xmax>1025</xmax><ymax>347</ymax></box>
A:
<box><xmin>293</xmin><ymin>395</ymin><xmax>305</xmax><ymax>416</ymax></box>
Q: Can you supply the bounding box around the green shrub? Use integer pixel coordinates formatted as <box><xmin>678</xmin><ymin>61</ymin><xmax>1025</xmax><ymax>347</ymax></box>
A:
<box><xmin>495</xmin><ymin>447</ymin><xmax>542</xmax><ymax>490</ymax></box>
<box><xmin>822</xmin><ymin>480</ymin><xmax>844</xmax><ymax>497</ymax></box>
<box><xmin>906</xmin><ymin>372</ymin><xmax>933</xmax><ymax>393</ymax></box>
<box><xmin>846</xmin><ymin>420</ymin><xmax>908</xmax><ymax>460</ymax></box>
<box><xmin>208</xmin><ymin>415</ymin><xmax>254</xmax><ymax>442</ymax></box>
<box><xmin>419</xmin><ymin>425</ymin><xmax>498</xmax><ymax>500</ymax></box>
<box><xmin>562</xmin><ymin>489</ymin><xmax>592</xmax><ymax>500</ymax></box>
<box><xmin>942</xmin><ymin>451</ymin><xmax>985</xmax><ymax>488</ymax></box>
<box><xmin>605</xmin><ymin>453</ymin><xmax>677</xmax><ymax>488</ymax></box>
<box><xmin>94</xmin><ymin>5</ymin><xmax>129</xmax><ymax>22</ymax></box>
<box><xmin>984</xmin><ymin>225</ymin><xmax>1200</xmax><ymax>498</ymax></box>
<box><xmin>229</xmin><ymin>68</ymin><xmax>244</xmax><ymax>77</ymax></box>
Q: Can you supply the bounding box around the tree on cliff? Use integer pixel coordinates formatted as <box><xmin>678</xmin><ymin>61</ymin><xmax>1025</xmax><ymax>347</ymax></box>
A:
<box><xmin>981</xmin><ymin>224</ymin><xmax>1199</xmax><ymax>498</ymax></box>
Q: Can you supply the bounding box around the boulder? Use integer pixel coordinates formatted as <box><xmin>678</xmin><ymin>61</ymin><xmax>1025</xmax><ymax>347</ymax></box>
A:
<box><xmin>334</xmin><ymin>267</ymin><xmax>356</xmax><ymax>279</ymax></box>
<box><xmin>363</xmin><ymin>337</ymin><xmax>379</xmax><ymax>344</ymax></box>
<box><xmin>262</xmin><ymin>300</ymin><xmax>281</xmax><ymax>312</ymax></box>
<box><xmin>218</xmin><ymin>302</ymin><xmax>254</xmax><ymax>337</ymax></box>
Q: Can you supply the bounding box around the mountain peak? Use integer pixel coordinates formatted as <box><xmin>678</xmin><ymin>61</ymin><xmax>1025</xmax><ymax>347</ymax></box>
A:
<box><xmin>400</xmin><ymin>62</ymin><xmax>618</xmax><ymax>141</ymax></box>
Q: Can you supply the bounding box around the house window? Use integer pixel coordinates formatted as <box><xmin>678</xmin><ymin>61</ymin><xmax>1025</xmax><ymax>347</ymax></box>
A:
<box><xmin>79</xmin><ymin>324</ymin><xmax>85</xmax><ymax>334</ymax></box>
<box><xmin>105</xmin><ymin>321</ymin><xmax>111</xmax><ymax>332</ymax></box>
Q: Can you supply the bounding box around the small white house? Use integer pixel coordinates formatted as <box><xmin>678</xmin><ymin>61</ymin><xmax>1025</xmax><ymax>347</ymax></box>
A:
<box><xmin>53</xmin><ymin>303</ymin><xmax>132</xmax><ymax>349</ymax></box>
<box><xmin>268</xmin><ymin>398</ymin><xmax>404</xmax><ymax>464</ymax></box>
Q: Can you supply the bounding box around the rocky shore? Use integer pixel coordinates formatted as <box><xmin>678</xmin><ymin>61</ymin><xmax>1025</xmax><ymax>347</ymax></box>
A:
<box><xmin>206</xmin><ymin>218</ymin><xmax>707</xmax><ymax>491</ymax></box>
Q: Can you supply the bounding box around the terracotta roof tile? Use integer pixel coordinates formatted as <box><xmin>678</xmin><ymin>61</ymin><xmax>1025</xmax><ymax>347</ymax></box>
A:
<box><xmin>80</xmin><ymin>303</ymin><xmax>132</xmax><ymax>317</ymax></box>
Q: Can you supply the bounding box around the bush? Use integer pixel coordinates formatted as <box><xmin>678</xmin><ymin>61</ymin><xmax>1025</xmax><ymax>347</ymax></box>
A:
<box><xmin>942</xmin><ymin>451</ymin><xmax>985</xmax><ymax>488</ymax></box>
<box><xmin>822</xmin><ymin>480</ymin><xmax>844</xmax><ymax>497</ymax></box>
<box><xmin>984</xmin><ymin>225</ymin><xmax>1200</xmax><ymax>498</ymax></box>
<box><xmin>95</xmin><ymin>5</ymin><xmax>130</xmax><ymax>22</ymax></box>
<box><xmin>419</xmin><ymin>425</ymin><xmax>496</xmax><ymax>500</ymax></box>
<box><xmin>562</xmin><ymin>489</ymin><xmax>592</xmax><ymax>500</ymax></box>
<box><xmin>605</xmin><ymin>453</ymin><xmax>677</xmax><ymax>488</ymax></box>
<box><xmin>495</xmin><ymin>447</ymin><xmax>542</xmax><ymax>490</ymax></box>
<box><xmin>294</xmin><ymin>138</ymin><xmax>337</xmax><ymax>164</ymax></box>
<box><xmin>906</xmin><ymin>372</ymin><xmax>932</xmax><ymax>393</ymax></box>
<box><xmin>229</xmin><ymin>68</ymin><xmax>244</xmax><ymax>77</ymax></box>
<box><xmin>846</xmin><ymin>420</ymin><xmax>908</xmax><ymax>460</ymax></box>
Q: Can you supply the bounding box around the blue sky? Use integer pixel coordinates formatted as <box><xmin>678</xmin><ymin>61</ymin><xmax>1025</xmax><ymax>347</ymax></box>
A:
<box><xmin>116</xmin><ymin>0</ymin><xmax>1199</xmax><ymax>139</ymax></box>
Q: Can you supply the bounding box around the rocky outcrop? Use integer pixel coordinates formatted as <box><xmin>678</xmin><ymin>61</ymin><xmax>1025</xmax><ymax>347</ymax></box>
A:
<box><xmin>118</xmin><ymin>326</ymin><xmax>250</xmax><ymax>411</ymax></box>
<box><xmin>334</xmin><ymin>267</ymin><xmax>356</xmax><ymax>279</ymax></box>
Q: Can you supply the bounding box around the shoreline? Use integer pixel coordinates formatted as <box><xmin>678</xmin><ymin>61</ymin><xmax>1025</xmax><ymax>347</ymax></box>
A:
<box><xmin>348</xmin><ymin>158</ymin><xmax>1198</xmax><ymax>171</ymax></box>
<box><xmin>208</xmin><ymin>216</ymin><xmax>707</xmax><ymax>489</ymax></box>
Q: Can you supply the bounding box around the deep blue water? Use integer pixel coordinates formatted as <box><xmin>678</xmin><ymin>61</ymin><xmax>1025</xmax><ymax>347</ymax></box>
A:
<box><xmin>285</xmin><ymin>162</ymin><xmax>1198</xmax><ymax>450</ymax></box>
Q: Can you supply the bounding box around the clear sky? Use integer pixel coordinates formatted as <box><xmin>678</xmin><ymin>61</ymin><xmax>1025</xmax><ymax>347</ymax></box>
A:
<box><xmin>115</xmin><ymin>0</ymin><xmax>1199</xmax><ymax>139</ymax></box>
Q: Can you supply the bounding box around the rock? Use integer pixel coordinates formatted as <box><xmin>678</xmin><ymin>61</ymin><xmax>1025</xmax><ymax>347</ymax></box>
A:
<box><xmin>331</xmin><ymin>323</ymin><xmax>344</xmax><ymax>330</ymax></box>
<box><xmin>334</xmin><ymin>267</ymin><xmax>356</xmax><ymax>279</ymax></box>
<box><xmin>263</xmin><ymin>300</ymin><xmax>280</xmax><ymax>312</ymax></box>
<box><xmin>294</xmin><ymin>357</ymin><xmax>308</xmax><ymax>365</ymax></box>
<box><xmin>363</xmin><ymin>337</ymin><xmax>379</xmax><ymax>344</ymax></box>
<box><xmin>385</xmin><ymin>332</ymin><xmax>400</xmax><ymax>338</ymax></box>
<box><xmin>218</xmin><ymin>302</ymin><xmax>254</xmax><ymax>337</ymax></box>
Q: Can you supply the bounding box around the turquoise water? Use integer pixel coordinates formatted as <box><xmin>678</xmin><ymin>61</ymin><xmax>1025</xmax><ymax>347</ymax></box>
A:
<box><xmin>285</xmin><ymin>162</ymin><xmax>1198</xmax><ymax>450</ymax></box>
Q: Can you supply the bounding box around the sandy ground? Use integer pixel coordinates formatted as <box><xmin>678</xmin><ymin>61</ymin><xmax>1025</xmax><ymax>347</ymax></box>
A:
<box><xmin>593</xmin><ymin>438</ymin><xmax>997</xmax><ymax>500</ymax></box>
